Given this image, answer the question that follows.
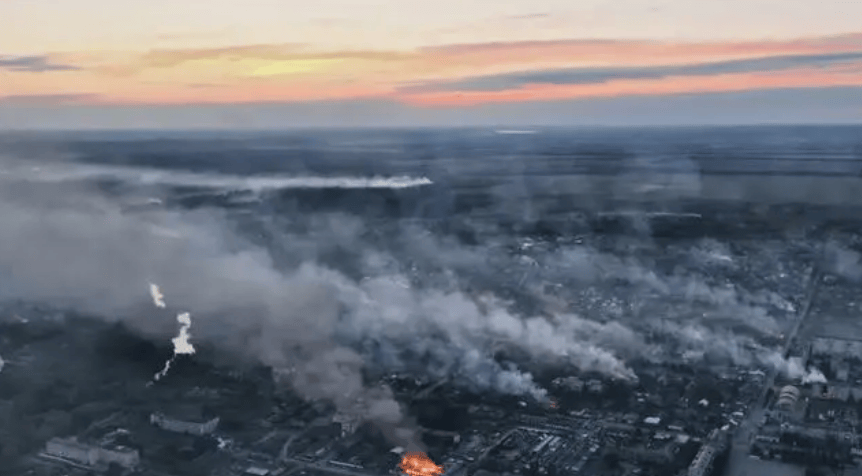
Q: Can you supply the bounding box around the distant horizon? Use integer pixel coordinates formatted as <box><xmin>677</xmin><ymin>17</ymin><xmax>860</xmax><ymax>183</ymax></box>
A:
<box><xmin>3</xmin><ymin>121</ymin><xmax>862</xmax><ymax>134</ymax></box>
<box><xmin>3</xmin><ymin>86</ymin><xmax>862</xmax><ymax>130</ymax></box>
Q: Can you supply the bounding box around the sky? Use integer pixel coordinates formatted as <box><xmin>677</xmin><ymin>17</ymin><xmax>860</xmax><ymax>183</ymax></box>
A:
<box><xmin>1</xmin><ymin>0</ymin><xmax>862</xmax><ymax>128</ymax></box>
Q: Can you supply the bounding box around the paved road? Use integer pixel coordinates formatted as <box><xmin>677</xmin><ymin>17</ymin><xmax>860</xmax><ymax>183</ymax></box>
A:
<box><xmin>723</xmin><ymin>249</ymin><xmax>823</xmax><ymax>476</ymax></box>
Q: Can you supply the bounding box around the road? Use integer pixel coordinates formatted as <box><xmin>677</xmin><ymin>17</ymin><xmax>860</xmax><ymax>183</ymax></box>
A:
<box><xmin>723</xmin><ymin>247</ymin><xmax>824</xmax><ymax>476</ymax></box>
<box><xmin>279</xmin><ymin>456</ymin><xmax>379</xmax><ymax>476</ymax></box>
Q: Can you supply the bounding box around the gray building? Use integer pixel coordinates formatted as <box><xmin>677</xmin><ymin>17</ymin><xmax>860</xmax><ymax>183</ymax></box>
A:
<box><xmin>43</xmin><ymin>437</ymin><xmax>140</xmax><ymax>469</ymax></box>
<box><xmin>150</xmin><ymin>409</ymin><xmax>219</xmax><ymax>436</ymax></box>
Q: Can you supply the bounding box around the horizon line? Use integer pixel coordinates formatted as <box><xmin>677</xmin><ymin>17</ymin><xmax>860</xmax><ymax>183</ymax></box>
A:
<box><xmin>2</xmin><ymin>122</ymin><xmax>862</xmax><ymax>134</ymax></box>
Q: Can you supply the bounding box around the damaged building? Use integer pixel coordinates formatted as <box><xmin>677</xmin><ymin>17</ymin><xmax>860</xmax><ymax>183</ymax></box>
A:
<box><xmin>41</xmin><ymin>436</ymin><xmax>140</xmax><ymax>470</ymax></box>
<box><xmin>150</xmin><ymin>405</ymin><xmax>220</xmax><ymax>436</ymax></box>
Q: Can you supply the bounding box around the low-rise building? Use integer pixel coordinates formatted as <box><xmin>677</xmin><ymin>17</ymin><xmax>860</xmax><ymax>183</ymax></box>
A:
<box><xmin>151</xmin><ymin>410</ymin><xmax>219</xmax><ymax>435</ymax></box>
<box><xmin>43</xmin><ymin>437</ymin><xmax>140</xmax><ymax>469</ymax></box>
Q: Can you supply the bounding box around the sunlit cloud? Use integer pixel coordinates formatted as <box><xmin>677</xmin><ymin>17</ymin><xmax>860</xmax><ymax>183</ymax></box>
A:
<box><xmin>246</xmin><ymin>59</ymin><xmax>345</xmax><ymax>77</ymax></box>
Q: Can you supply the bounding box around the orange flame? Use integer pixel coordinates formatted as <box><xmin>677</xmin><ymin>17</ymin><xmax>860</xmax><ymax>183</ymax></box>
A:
<box><xmin>549</xmin><ymin>397</ymin><xmax>558</xmax><ymax>409</ymax></box>
<box><xmin>398</xmin><ymin>452</ymin><xmax>444</xmax><ymax>476</ymax></box>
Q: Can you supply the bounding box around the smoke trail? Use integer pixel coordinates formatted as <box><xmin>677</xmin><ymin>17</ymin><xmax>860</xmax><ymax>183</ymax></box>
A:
<box><xmin>149</xmin><ymin>283</ymin><xmax>166</xmax><ymax>308</ymax></box>
<box><xmin>9</xmin><ymin>163</ymin><xmax>434</xmax><ymax>191</ymax></box>
<box><xmin>148</xmin><ymin>283</ymin><xmax>196</xmax><ymax>384</ymax></box>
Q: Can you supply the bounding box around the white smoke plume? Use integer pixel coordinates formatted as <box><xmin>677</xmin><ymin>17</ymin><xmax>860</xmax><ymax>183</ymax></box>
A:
<box><xmin>5</xmin><ymin>162</ymin><xmax>434</xmax><ymax>191</ymax></box>
<box><xmin>148</xmin><ymin>283</ymin><xmax>196</xmax><ymax>384</ymax></box>
<box><xmin>647</xmin><ymin>321</ymin><xmax>815</xmax><ymax>380</ymax></box>
<box><xmin>149</xmin><ymin>283</ymin><xmax>166</xmax><ymax>308</ymax></box>
<box><xmin>173</xmin><ymin>312</ymin><xmax>195</xmax><ymax>355</ymax></box>
<box><xmin>343</xmin><ymin>277</ymin><xmax>638</xmax><ymax>391</ymax></box>
<box><xmin>766</xmin><ymin>356</ymin><xmax>827</xmax><ymax>384</ymax></box>
<box><xmin>762</xmin><ymin>354</ymin><xmax>805</xmax><ymax>379</ymax></box>
<box><xmin>802</xmin><ymin>367</ymin><xmax>827</xmax><ymax>384</ymax></box>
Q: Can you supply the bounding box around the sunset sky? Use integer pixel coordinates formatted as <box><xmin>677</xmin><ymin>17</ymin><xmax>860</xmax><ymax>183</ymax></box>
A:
<box><xmin>2</xmin><ymin>0</ymin><xmax>862</xmax><ymax>128</ymax></box>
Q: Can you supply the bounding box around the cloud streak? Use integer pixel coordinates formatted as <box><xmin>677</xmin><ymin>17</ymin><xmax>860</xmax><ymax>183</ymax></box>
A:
<box><xmin>0</xmin><ymin>93</ymin><xmax>99</xmax><ymax>105</ymax></box>
<box><xmin>404</xmin><ymin>52</ymin><xmax>862</xmax><ymax>92</ymax></box>
<box><xmin>0</xmin><ymin>55</ymin><xmax>79</xmax><ymax>72</ymax></box>
<box><xmin>418</xmin><ymin>33</ymin><xmax>862</xmax><ymax>71</ymax></box>
<box><xmin>403</xmin><ymin>64</ymin><xmax>862</xmax><ymax>106</ymax></box>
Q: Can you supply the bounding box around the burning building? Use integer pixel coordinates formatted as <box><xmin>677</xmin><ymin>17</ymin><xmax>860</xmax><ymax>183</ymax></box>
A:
<box><xmin>398</xmin><ymin>452</ymin><xmax>444</xmax><ymax>476</ymax></box>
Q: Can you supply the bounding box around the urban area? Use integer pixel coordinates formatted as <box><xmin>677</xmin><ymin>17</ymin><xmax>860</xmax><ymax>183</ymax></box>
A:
<box><xmin>3</xmin><ymin>219</ymin><xmax>862</xmax><ymax>476</ymax></box>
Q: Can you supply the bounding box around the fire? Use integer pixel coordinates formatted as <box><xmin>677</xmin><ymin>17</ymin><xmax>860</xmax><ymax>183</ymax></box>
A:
<box><xmin>549</xmin><ymin>398</ymin><xmax>558</xmax><ymax>409</ymax></box>
<box><xmin>398</xmin><ymin>452</ymin><xmax>444</xmax><ymax>476</ymax></box>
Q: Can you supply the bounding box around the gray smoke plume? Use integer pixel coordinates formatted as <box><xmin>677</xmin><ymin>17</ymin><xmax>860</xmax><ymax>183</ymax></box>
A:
<box><xmin>0</xmin><ymin>145</ymin><xmax>825</xmax><ymax>441</ymax></box>
<box><xmin>0</xmin><ymin>153</ymin><xmax>638</xmax><ymax>446</ymax></box>
<box><xmin>646</xmin><ymin>320</ymin><xmax>812</xmax><ymax>379</ymax></box>
<box><xmin>0</xmin><ymin>157</ymin><xmax>426</xmax><ymax>448</ymax></box>
<box><xmin>824</xmin><ymin>241</ymin><xmax>862</xmax><ymax>282</ymax></box>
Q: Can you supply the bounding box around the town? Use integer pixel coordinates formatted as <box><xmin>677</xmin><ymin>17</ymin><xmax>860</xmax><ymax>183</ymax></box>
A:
<box><xmin>3</xmin><ymin>224</ymin><xmax>862</xmax><ymax>476</ymax></box>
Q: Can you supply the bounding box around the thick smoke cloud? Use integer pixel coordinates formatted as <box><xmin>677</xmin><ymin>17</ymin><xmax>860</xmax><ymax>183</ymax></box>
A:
<box><xmin>0</xmin><ymin>147</ymin><xmax>825</xmax><ymax>446</ymax></box>
<box><xmin>0</xmin><ymin>157</ymin><xmax>427</xmax><ymax>447</ymax></box>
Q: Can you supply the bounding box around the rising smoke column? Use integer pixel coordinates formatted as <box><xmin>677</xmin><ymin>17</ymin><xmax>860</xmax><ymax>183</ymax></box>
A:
<box><xmin>148</xmin><ymin>283</ymin><xmax>196</xmax><ymax>384</ymax></box>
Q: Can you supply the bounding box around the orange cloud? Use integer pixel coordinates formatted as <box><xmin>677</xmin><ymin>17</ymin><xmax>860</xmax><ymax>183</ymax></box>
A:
<box><xmin>4</xmin><ymin>32</ymin><xmax>862</xmax><ymax>106</ymax></box>
<box><xmin>401</xmin><ymin>64</ymin><xmax>862</xmax><ymax>106</ymax></box>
